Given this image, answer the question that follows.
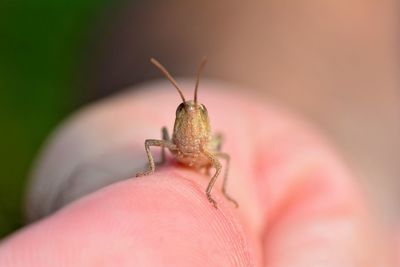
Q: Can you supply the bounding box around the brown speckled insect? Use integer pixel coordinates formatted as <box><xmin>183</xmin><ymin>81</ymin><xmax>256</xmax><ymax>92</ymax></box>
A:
<box><xmin>136</xmin><ymin>58</ymin><xmax>238</xmax><ymax>208</ymax></box>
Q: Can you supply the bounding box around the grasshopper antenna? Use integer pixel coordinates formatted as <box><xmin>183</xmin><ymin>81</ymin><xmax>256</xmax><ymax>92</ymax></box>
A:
<box><xmin>194</xmin><ymin>57</ymin><xmax>208</xmax><ymax>104</ymax></box>
<box><xmin>150</xmin><ymin>58</ymin><xmax>186</xmax><ymax>102</ymax></box>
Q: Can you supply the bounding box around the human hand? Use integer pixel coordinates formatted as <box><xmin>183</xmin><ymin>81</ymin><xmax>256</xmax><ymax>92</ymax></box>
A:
<box><xmin>0</xmin><ymin>81</ymin><xmax>391</xmax><ymax>266</ymax></box>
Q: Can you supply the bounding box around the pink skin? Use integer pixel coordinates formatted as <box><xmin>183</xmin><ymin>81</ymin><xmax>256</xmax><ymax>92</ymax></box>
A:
<box><xmin>0</xmin><ymin>81</ymin><xmax>392</xmax><ymax>266</ymax></box>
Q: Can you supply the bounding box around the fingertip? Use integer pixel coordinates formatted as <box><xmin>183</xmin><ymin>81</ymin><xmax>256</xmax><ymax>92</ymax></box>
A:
<box><xmin>1</xmin><ymin>171</ymin><xmax>257</xmax><ymax>267</ymax></box>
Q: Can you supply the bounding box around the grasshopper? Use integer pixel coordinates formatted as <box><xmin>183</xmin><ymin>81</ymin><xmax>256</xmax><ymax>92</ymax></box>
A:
<box><xmin>136</xmin><ymin>58</ymin><xmax>238</xmax><ymax>208</ymax></box>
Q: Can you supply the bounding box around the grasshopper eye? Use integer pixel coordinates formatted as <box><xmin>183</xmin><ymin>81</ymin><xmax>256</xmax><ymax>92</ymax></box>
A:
<box><xmin>176</xmin><ymin>103</ymin><xmax>185</xmax><ymax>116</ymax></box>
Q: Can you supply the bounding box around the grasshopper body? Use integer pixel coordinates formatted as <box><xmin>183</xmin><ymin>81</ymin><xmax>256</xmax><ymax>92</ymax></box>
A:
<box><xmin>136</xmin><ymin>58</ymin><xmax>237</xmax><ymax>208</ymax></box>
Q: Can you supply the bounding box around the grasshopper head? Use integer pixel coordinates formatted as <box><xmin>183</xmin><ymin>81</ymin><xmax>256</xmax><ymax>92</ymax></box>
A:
<box><xmin>150</xmin><ymin>57</ymin><xmax>210</xmax><ymax>139</ymax></box>
<box><xmin>175</xmin><ymin>100</ymin><xmax>209</xmax><ymax>125</ymax></box>
<box><xmin>173</xmin><ymin>99</ymin><xmax>210</xmax><ymax>144</ymax></box>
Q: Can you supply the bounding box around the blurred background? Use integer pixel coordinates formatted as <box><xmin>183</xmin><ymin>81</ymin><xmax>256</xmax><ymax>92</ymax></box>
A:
<box><xmin>0</xmin><ymin>0</ymin><xmax>399</xmax><ymax>238</ymax></box>
<box><xmin>0</xmin><ymin>0</ymin><xmax>112</xmax><ymax>236</ymax></box>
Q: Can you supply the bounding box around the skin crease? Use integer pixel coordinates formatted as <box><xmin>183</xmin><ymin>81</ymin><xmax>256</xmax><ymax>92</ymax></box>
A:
<box><xmin>0</xmin><ymin>81</ymin><xmax>392</xmax><ymax>266</ymax></box>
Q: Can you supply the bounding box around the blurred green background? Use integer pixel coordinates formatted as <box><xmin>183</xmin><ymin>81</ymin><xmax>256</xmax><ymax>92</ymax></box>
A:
<box><xmin>0</xmin><ymin>0</ymin><xmax>114</xmax><ymax>238</ymax></box>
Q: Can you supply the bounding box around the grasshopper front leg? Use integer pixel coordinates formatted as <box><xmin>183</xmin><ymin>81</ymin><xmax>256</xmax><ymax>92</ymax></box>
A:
<box><xmin>159</xmin><ymin>127</ymin><xmax>170</xmax><ymax>165</ymax></box>
<box><xmin>203</xmin><ymin>150</ymin><xmax>222</xmax><ymax>208</ymax></box>
<box><xmin>136</xmin><ymin>139</ymin><xmax>176</xmax><ymax>177</ymax></box>
<box><xmin>204</xmin><ymin>151</ymin><xmax>238</xmax><ymax>208</ymax></box>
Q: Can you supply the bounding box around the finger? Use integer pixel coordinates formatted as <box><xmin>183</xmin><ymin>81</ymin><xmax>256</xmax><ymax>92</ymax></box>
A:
<box><xmin>0</xmin><ymin>172</ymin><xmax>255</xmax><ymax>266</ymax></box>
<box><xmin>21</xmin><ymin>80</ymin><xmax>390</xmax><ymax>265</ymax></box>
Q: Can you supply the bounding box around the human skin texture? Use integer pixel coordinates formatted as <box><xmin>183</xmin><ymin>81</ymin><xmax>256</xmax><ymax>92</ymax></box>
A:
<box><xmin>0</xmin><ymin>81</ymin><xmax>392</xmax><ymax>266</ymax></box>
